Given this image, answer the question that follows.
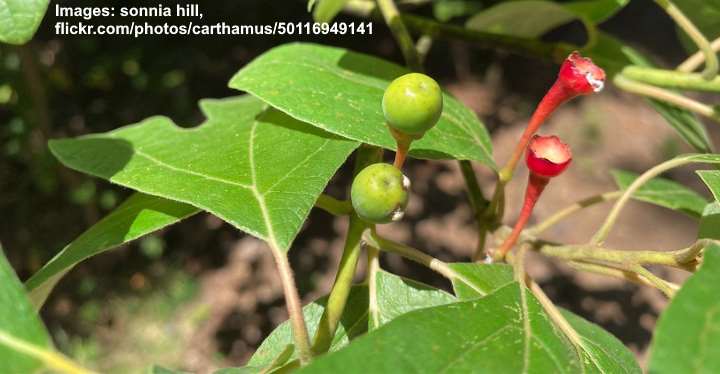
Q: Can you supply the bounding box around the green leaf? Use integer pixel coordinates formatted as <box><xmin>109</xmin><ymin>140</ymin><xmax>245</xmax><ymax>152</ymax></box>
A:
<box><xmin>465</xmin><ymin>0</ymin><xmax>627</xmax><ymax>40</ymax></box>
<box><xmin>433</xmin><ymin>0</ymin><xmax>484</xmax><ymax>22</ymax></box>
<box><xmin>466</xmin><ymin>1</ymin><xmax>577</xmax><ymax>38</ymax></box>
<box><xmin>697</xmin><ymin>170</ymin><xmax>720</xmax><ymax>201</ymax></box>
<box><xmin>448</xmin><ymin>262</ymin><xmax>514</xmax><ymax>299</ymax></box>
<box><xmin>229</xmin><ymin>43</ymin><xmax>495</xmax><ymax>167</ymax></box>
<box><xmin>311</xmin><ymin>0</ymin><xmax>349</xmax><ymax>23</ymax></box>
<box><xmin>561</xmin><ymin>309</ymin><xmax>641</xmax><ymax>373</ymax></box>
<box><xmin>49</xmin><ymin>96</ymin><xmax>359</xmax><ymax>252</ymax></box>
<box><xmin>698</xmin><ymin>202</ymin><xmax>720</xmax><ymax>240</ymax></box>
<box><xmin>371</xmin><ymin>270</ymin><xmax>455</xmax><ymax>329</ymax></box>
<box><xmin>0</xmin><ymin>246</ymin><xmax>52</xmax><ymax>373</ymax></box>
<box><xmin>611</xmin><ymin>169</ymin><xmax>708</xmax><ymax>218</ymax></box>
<box><xmin>0</xmin><ymin>0</ymin><xmax>49</xmax><ymax>45</ymax></box>
<box><xmin>25</xmin><ymin>193</ymin><xmax>200</xmax><ymax>308</ymax></box>
<box><xmin>298</xmin><ymin>282</ymin><xmax>639</xmax><ymax>373</ymax></box>
<box><xmin>648</xmin><ymin>244</ymin><xmax>720</xmax><ymax>373</ymax></box>
<box><xmin>249</xmin><ymin>286</ymin><xmax>369</xmax><ymax>369</ymax></box>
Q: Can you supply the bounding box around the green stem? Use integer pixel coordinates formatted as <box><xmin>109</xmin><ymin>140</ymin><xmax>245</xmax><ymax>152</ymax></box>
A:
<box><xmin>591</xmin><ymin>156</ymin><xmax>697</xmax><ymax>244</ymax></box>
<box><xmin>566</xmin><ymin>260</ymin><xmax>662</xmax><ymax>290</ymax></box>
<box><xmin>311</xmin><ymin>145</ymin><xmax>382</xmax><ymax>354</ymax></box>
<box><xmin>459</xmin><ymin>161</ymin><xmax>492</xmax><ymax>260</ymax></box>
<box><xmin>366</xmin><ymin>244</ymin><xmax>381</xmax><ymax>329</ymax></box>
<box><xmin>614</xmin><ymin>75</ymin><xmax>720</xmax><ymax>122</ymax></box>
<box><xmin>376</xmin><ymin>0</ymin><xmax>422</xmax><ymax>71</ymax></box>
<box><xmin>629</xmin><ymin>263</ymin><xmax>677</xmax><ymax>298</ymax></box>
<box><xmin>311</xmin><ymin>215</ymin><xmax>367</xmax><ymax>354</ymax></box>
<box><xmin>536</xmin><ymin>240</ymin><xmax>706</xmax><ymax>271</ymax></box>
<box><xmin>621</xmin><ymin>66</ymin><xmax>720</xmax><ymax>92</ymax></box>
<box><xmin>315</xmin><ymin>194</ymin><xmax>353</xmax><ymax>216</ymax></box>
<box><xmin>655</xmin><ymin>0</ymin><xmax>718</xmax><ymax>79</ymax></box>
<box><xmin>270</xmin><ymin>247</ymin><xmax>313</xmax><ymax>364</ymax></box>
<box><xmin>401</xmin><ymin>14</ymin><xmax>573</xmax><ymax>62</ymax></box>
<box><xmin>364</xmin><ymin>231</ymin><xmax>491</xmax><ymax>296</ymax></box>
<box><xmin>678</xmin><ymin>36</ymin><xmax>720</xmax><ymax>73</ymax></box>
<box><xmin>527</xmin><ymin>191</ymin><xmax>622</xmax><ymax>236</ymax></box>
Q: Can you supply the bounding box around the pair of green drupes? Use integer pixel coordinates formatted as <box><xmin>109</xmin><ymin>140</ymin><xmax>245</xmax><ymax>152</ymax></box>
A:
<box><xmin>351</xmin><ymin>73</ymin><xmax>443</xmax><ymax>224</ymax></box>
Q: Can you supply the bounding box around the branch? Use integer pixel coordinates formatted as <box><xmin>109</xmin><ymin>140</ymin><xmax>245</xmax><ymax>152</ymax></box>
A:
<box><xmin>678</xmin><ymin>36</ymin><xmax>720</xmax><ymax>73</ymax></box>
<box><xmin>621</xmin><ymin>66</ymin><xmax>720</xmax><ymax>92</ymax></box>
<box><xmin>376</xmin><ymin>0</ymin><xmax>422</xmax><ymax>71</ymax></box>
<box><xmin>614</xmin><ymin>75</ymin><xmax>720</xmax><ymax>122</ymax></box>
<box><xmin>527</xmin><ymin>191</ymin><xmax>622</xmax><ymax>236</ymax></box>
<box><xmin>654</xmin><ymin>0</ymin><xmax>718</xmax><ymax>79</ymax></box>
<box><xmin>591</xmin><ymin>155</ymin><xmax>703</xmax><ymax>244</ymax></box>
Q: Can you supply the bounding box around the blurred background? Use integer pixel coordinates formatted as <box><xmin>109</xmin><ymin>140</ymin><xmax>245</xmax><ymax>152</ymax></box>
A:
<box><xmin>1</xmin><ymin>0</ymin><xmax>717</xmax><ymax>372</ymax></box>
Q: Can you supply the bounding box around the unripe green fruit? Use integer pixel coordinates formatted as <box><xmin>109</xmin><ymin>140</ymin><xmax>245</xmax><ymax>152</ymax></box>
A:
<box><xmin>382</xmin><ymin>73</ymin><xmax>443</xmax><ymax>137</ymax></box>
<box><xmin>351</xmin><ymin>163</ymin><xmax>410</xmax><ymax>224</ymax></box>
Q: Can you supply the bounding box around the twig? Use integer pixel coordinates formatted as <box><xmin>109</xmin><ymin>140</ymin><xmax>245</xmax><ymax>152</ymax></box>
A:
<box><xmin>366</xmin><ymin>244</ymin><xmax>381</xmax><ymax>329</ymax></box>
<box><xmin>621</xmin><ymin>66</ymin><xmax>720</xmax><ymax>92</ymax></box>
<box><xmin>592</xmin><ymin>155</ymin><xmax>708</xmax><ymax>245</ymax></box>
<box><xmin>654</xmin><ymin>0</ymin><xmax>718</xmax><ymax>79</ymax></box>
<box><xmin>678</xmin><ymin>36</ymin><xmax>720</xmax><ymax>73</ymax></box>
<box><xmin>458</xmin><ymin>161</ymin><xmax>491</xmax><ymax>261</ymax></box>
<box><xmin>376</xmin><ymin>0</ymin><xmax>422</xmax><ymax>71</ymax></box>
<box><xmin>528</xmin><ymin>191</ymin><xmax>622</xmax><ymax>235</ymax></box>
<box><xmin>614</xmin><ymin>75</ymin><xmax>720</xmax><ymax>122</ymax></box>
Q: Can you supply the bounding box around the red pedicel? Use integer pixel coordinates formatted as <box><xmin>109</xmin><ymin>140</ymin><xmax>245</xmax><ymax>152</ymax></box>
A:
<box><xmin>493</xmin><ymin>135</ymin><xmax>572</xmax><ymax>261</ymax></box>
<box><xmin>500</xmin><ymin>52</ymin><xmax>602</xmax><ymax>180</ymax></box>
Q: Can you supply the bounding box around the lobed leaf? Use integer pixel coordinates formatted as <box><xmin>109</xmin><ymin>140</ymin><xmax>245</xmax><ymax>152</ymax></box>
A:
<box><xmin>49</xmin><ymin>96</ymin><xmax>359</xmax><ymax>252</ymax></box>
<box><xmin>25</xmin><ymin>193</ymin><xmax>200</xmax><ymax>308</ymax></box>
<box><xmin>229</xmin><ymin>43</ymin><xmax>495</xmax><ymax>166</ymax></box>
<box><xmin>697</xmin><ymin>170</ymin><xmax>720</xmax><ymax>201</ymax></box>
<box><xmin>0</xmin><ymin>0</ymin><xmax>49</xmax><ymax>45</ymax></box>
<box><xmin>611</xmin><ymin>169</ymin><xmax>708</xmax><ymax>218</ymax></box>
<box><xmin>0</xmin><ymin>246</ymin><xmax>52</xmax><ymax>373</ymax></box>
<box><xmin>648</xmin><ymin>244</ymin><xmax>720</xmax><ymax>373</ymax></box>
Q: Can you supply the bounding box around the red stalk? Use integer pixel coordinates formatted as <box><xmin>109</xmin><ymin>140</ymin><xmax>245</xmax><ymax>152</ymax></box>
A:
<box><xmin>494</xmin><ymin>173</ymin><xmax>549</xmax><ymax>260</ymax></box>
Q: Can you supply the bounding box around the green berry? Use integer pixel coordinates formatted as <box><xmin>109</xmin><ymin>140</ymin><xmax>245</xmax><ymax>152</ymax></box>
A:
<box><xmin>382</xmin><ymin>73</ymin><xmax>443</xmax><ymax>137</ymax></box>
<box><xmin>351</xmin><ymin>163</ymin><xmax>410</xmax><ymax>224</ymax></box>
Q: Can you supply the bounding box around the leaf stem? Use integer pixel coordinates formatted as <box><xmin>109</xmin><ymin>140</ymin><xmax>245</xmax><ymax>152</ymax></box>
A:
<box><xmin>0</xmin><ymin>331</ymin><xmax>96</xmax><ymax>374</ymax></box>
<box><xmin>364</xmin><ymin>231</ymin><xmax>488</xmax><ymax>295</ymax></box>
<box><xmin>566</xmin><ymin>260</ymin><xmax>663</xmax><ymax>290</ymax></box>
<box><xmin>654</xmin><ymin>0</ymin><xmax>718</xmax><ymax>79</ymax></box>
<box><xmin>591</xmin><ymin>155</ymin><xmax>696</xmax><ymax>245</ymax></box>
<box><xmin>376</xmin><ymin>0</ymin><xmax>422</xmax><ymax>71</ymax></box>
<box><xmin>628</xmin><ymin>263</ymin><xmax>678</xmax><ymax>298</ymax></box>
<box><xmin>270</xmin><ymin>247</ymin><xmax>313</xmax><ymax>364</ymax></box>
<box><xmin>311</xmin><ymin>144</ymin><xmax>382</xmax><ymax>354</ymax></box>
<box><xmin>527</xmin><ymin>191</ymin><xmax>622</xmax><ymax>236</ymax></box>
<box><xmin>311</xmin><ymin>215</ymin><xmax>367</xmax><ymax>354</ymax></box>
<box><xmin>614</xmin><ymin>75</ymin><xmax>720</xmax><ymax>122</ymax></box>
<box><xmin>621</xmin><ymin>66</ymin><xmax>720</xmax><ymax>92</ymax></box>
<box><xmin>366</xmin><ymin>244</ymin><xmax>381</xmax><ymax>329</ymax></box>
<box><xmin>678</xmin><ymin>36</ymin><xmax>720</xmax><ymax>73</ymax></box>
<box><xmin>315</xmin><ymin>194</ymin><xmax>353</xmax><ymax>216</ymax></box>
